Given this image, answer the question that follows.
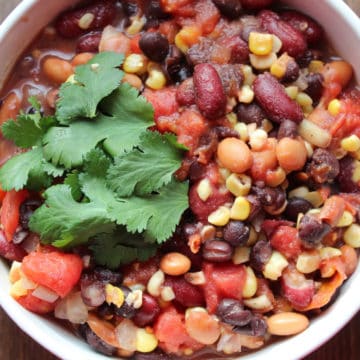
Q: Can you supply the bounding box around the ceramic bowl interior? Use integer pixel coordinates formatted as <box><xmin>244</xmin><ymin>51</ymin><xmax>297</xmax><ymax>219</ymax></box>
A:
<box><xmin>0</xmin><ymin>1</ymin><xmax>359</xmax><ymax>359</ymax></box>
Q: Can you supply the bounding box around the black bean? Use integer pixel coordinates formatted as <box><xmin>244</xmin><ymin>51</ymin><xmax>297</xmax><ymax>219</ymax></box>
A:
<box><xmin>97</xmin><ymin>303</ymin><xmax>113</xmax><ymax>318</ymax></box>
<box><xmin>305</xmin><ymin>73</ymin><xmax>324</xmax><ymax>104</ymax></box>
<box><xmin>212</xmin><ymin>0</ymin><xmax>242</xmax><ymax>19</ymax></box>
<box><xmin>12</xmin><ymin>230</ymin><xmax>28</xmax><ymax>245</ymax></box>
<box><xmin>133</xmin><ymin>349</ymin><xmax>176</xmax><ymax>360</ymax></box>
<box><xmin>79</xmin><ymin>324</ymin><xmax>116</xmax><ymax>356</ymax></box>
<box><xmin>282</xmin><ymin>60</ymin><xmax>299</xmax><ymax>83</ymax></box>
<box><xmin>223</xmin><ymin>221</ymin><xmax>250</xmax><ymax>246</ymax></box>
<box><xmin>296</xmin><ymin>49</ymin><xmax>322</xmax><ymax>68</ymax></box>
<box><xmin>216</xmin><ymin>299</ymin><xmax>252</xmax><ymax>326</ymax></box>
<box><xmin>165</xmin><ymin>45</ymin><xmax>192</xmax><ymax>83</ymax></box>
<box><xmin>214</xmin><ymin>126</ymin><xmax>239</xmax><ymax>140</ymax></box>
<box><xmin>285</xmin><ymin>197</ymin><xmax>313</xmax><ymax>221</ymax></box>
<box><xmin>144</xmin><ymin>1</ymin><xmax>169</xmax><ymax>21</ymax></box>
<box><xmin>252</xmin><ymin>184</ymin><xmax>286</xmax><ymax>212</ymax></box>
<box><xmin>114</xmin><ymin>286</ymin><xmax>137</xmax><ymax>318</ymax></box>
<box><xmin>249</xmin><ymin>240</ymin><xmax>272</xmax><ymax>272</ymax></box>
<box><xmin>80</xmin><ymin>274</ymin><xmax>106</xmax><ymax>307</ymax></box>
<box><xmin>20</xmin><ymin>198</ymin><xmax>42</xmax><ymax>230</ymax></box>
<box><xmin>202</xmin><ymin>240</ymin><xmax>233</xmax><ymax>262</ymax></box>
<box><xmin>250</xmin><ymin>315</ymin><xmax>268</xmax><ymax>336</ymax></box>
<box><xmin>308</xmin><ymin>148</ymin><xmax>340</xmax><ymax>183</ymax></box>
<box><xmin>139</xmin><ymin>32</ymin><xmax>169</xmax><ymax>62</ymax></box>
<box><xmin>247</xmin><ymin>194</ymin><xmax>262</xmax><ymax>221</ymax></box>
<box><xmin>237</xmin><ymin>102</ymin><xmax>266</xmax><ymax>127</ymax></box>
<box><xmin>121</xmin><ymin>0</ymin><xmax>138</xmax><ymax>16</ymax></box>
<box><xmin>298</xmin><ymin>214</ymin><xmax>331</xmax><ymax>248</ymax></box>
<box><xmin>94</xmin><ymin>267</ymin><xmax>123</xmax><ymax>285</ymax></box>
<box><xmin>337</xmin><ymin>156</ymin><xmax>360</xmax><ymax>193</ymax></box>
<box><xmin>277</xmin><ymin>119</ymin><xmax>298</xmax><ymax>139</ymax></box>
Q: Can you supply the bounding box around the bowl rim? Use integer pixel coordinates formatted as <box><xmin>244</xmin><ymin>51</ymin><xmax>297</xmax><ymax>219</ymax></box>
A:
<box><xmin>0</xmin><ymin>1</ymin><xmax>360</xmax><ymax>360</ymax></box>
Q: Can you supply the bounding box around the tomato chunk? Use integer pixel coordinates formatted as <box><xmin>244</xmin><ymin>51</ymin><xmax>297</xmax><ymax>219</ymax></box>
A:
<box><xmin>21</xmin><ymin>250</ymin><xmax>83</xmax><ymax>298</ymax></box>
<box><xmin>0</xmin><ymin>190</ymin><xmax>29</xmax><ymax>242</ymax></box>
<box><xmin>17</xmin><ymin>292</ymin><xmax>56</xmax><ymax>314</ymax></box>
<box><xmin>270</xmin><ymin>225</ymin><xmax>302</xmax><ymax>259</ymax></box>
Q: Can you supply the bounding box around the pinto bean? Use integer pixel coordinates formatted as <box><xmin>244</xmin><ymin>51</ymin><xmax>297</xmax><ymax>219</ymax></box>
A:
<box><xmin>267</xmin><ymin>312</ymin><xmax>309</xmax><ymax>336</ymax></box>
<box><xmin>202</xmin><ymin>240</ymin><xmax>233</xmax><ymax>262</ymax></box>
<box><xmin>193</xmin><ymin>63</ymin><xmax>227</xmax><ymax>120</ymax></box>
<box><xmin>253</xmin><ymin>72</ymin><xmax>303</xmax><ymax>124</ymax></box>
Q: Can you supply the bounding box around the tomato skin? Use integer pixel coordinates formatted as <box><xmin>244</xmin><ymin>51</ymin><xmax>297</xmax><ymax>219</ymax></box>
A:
<box><xmin>154</xmin><ymin>306</ymin><xmax>204</xmax><ymax>354</ymax></box>
<box><xmin>143</xmin><ymin>87</ymin><xmax>178</xmax><ymax>121</ymax></box>
<box><xmin>203</xmin><ymin>262</ymin><xmax>246</xmax><ymax>313</ymax></box>
<box><xmin>0</xmin><ymin>190</ymin><xmax>29</xmax><ymax>242</ymax></box>
<box><xmin>17</xmin><ymin>292</ymin><xmax>56</xmax><ymax>314</ymax></box>
<box><xmin>270</xmin><ymin>225</ymin><xmax>302</xmax><ymax>259</ymax></box>
<box><xmin>21</xmin><ymin>250</ymin><xmax>83</xmax><ymax>298</ymax></box>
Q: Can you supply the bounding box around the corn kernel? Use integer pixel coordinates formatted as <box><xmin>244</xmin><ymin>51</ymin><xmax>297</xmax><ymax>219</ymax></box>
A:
<box><xmin>319</xmin><ymin>247</ymin><xmax>342</xmax><ymax>260</ymax></box>
<box><xmin>136</xmin><ymin>328</ymin><xmax>158</xmax><ymax>353</ymax></box>
<box><xmin>145</xmin><ymin>68</ymin><xmax>167</xmax><ymax>90</ymax></box>
<box><xmin>249</xmin><ymin>32</ymin><xmax>273</xmax><ymax>56</ymax></box>
<box><xmin>175</xmin><ymin>26</ymin><xmax>201</xmax><ymax>53</ymax></box>
<box><xmin>344</xmin><ymin>224</ymin><xmax>360</xmax><ymax>248</ymax></box>
<box><xmin>241</xmin><ymin>65</ymin><xmax>256</xmax><ymax>86</ymax></box>
<box><xmin>197</xmin><ymin>178</ymin><xmax>213</xmax><ymax>201</ymax></box>
<box><xmin>263</xmin><ymin>251</ymin><xmax>288</xmax><ymax>280</ymax></box>
<box><xmin>105</xmin><ymin>284</ymin><xmax>125</xmax><ymax>308</ymax></box>
<box><xmin>243</xmin><ymin>294</ymin><xmax>272</xmax><ymax>310</ymax></box>
<box><xmin>296</xmin><ymin>92</ymin><xmax>313</xmax><ymax>108</ymax></box>
<box><xmin>328</xmin><ymin>99</ymin><xmax>342</xmax><ymax>116</ymax></box>
<box><xmin>126</xmin><ymin>15</ymin><xmax>146</xmax><ymax>36</ymax></box>
<box><xmin>285</xmin><ymin>86</ymin><xmax>299</xmax><ymax>100</ymax></box>
<box><xmin>303</xmin><ymin>191</ymin><xmax>324</xmax><ymax>208</ymax></box>
<box><xmin>249</xmin><ymin>129</ymin><xmax>268</xmax><ymax>151</ymax></box>
<box><xmin>242</xmin><ymin>266</ymin><xmax>257</xmax><ymax>298</ymax></box>
<box><xmin>161</xmin><ymin>286</ymin><xmax>176</xmax><ymax>301</ymax></box>
<box><xmin>247</xmin><ymin>226</ymin><xmax>258</xmax><ymax>246</ymax></box>
<box><xmin>232</xmin><ymin>246</ymin><xmax>251</xmax><ymax>265</ymax></box>
<box><xmin>230</xmin><ymin>196</ymin><xmax>251</xmax><ymax>221</ymax></box>
<box><xmin>336</xmin><ymin>210</ymin><xmax>354</xmax><ymax>227</ymax></box>
<box><xmin>147</xmin><ymin>270</ymin><xmax>165</xmax><ymax>297</ymax></box>
<box><xmin>9</xmin><ymin>261</ymin><xmax>22</xmax><ymax>283</ymax></box>
<box><xmin>184</xmin><ymin>271</ymin><xmax>206</xmax><ymax>285</ymax></box>
<box><xmin>271</xmin><ymin>35</ymin><xmax>282</xmax><ymax>53</ymax></box>
<box><xmin>270</xmin><ymin>60</ymin><xmax>286</xmax><ymax>78</ymax></box>
<box><xmin>234</xmin><ymin>122</ymin><xmax>249</xmax><ymax>142</ymax></box>
<box><xmin>308</xmin><ymin>60</ymin><xmax>324</xmax><ymax>73</ymax></box>
<box><xmin>208</xmin><ymin>206</ymin><xmax>231</xmax><ymax>226</ymax></box>
<box><xmin>126</xmin><ymin>289</ymin><xmax>143</xmax><ymax>309</ymax></box>
<box><xmin>238</xmin><ymin>85</ymin><xmax>255</xmax><ymax>103</ymax></box>
<box><xmin>250</xmin><ymin>52</ymin><xmax>277</xmax><ymax>70</ymax></box>
<box><xmin>66</xmin><ymin>74</ymin><xmax>76</xmax><ymax>84</ymax></box>
<box><xmin>296</xmin><ymin>251</ymin><xmax>321</xmax><ymax>274</ymax></box>
<box><xmin>10</xmin><ymin>280</ymin><xmax>28</xmax><ymax>299</ymax></box>
<box><xmin>226</xmin><ymin>173</ymin><xmax>252</xmax><ymax>197</ymax></box>
<box><xmin>351</xmin><ymin>148</ymin><xmax>360</xmax><ymax>161</ymax></box>
<box><xmin>123</xmin><ymin>54</ymin><xmax>147</xmax><ymax>74</ymax></box>
<box><xmin>341</xmin><ymin>135</ymin><xmax>360</xmax><ymax>152</ymax></box>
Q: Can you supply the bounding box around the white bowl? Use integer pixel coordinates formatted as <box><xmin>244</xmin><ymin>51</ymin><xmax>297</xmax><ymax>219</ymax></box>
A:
<box><xmin>0</xmin><ymin>1</ymin><xmax>360</xmax><ymax>359</ymax></box>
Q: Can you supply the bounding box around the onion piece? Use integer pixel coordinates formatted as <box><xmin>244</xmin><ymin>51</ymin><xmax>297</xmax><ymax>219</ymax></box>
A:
<box><xmin>115</xmin><ymin>319</ymin><xmax>138</xmax><ymax>352</ymax></box>
<box><xmin>32</xmin><ymin>285</ymin><xmax>59</xmax><ymax>303</ymax></box>
<box><xmin>298</xmin><ymin>119</ymin><xmax>332</xmax><ymax>148</ymax></box>
<box><xmin>55</xmin><ymin>292</ymin><xmax>88</xmax><ymax>324</ymax></box>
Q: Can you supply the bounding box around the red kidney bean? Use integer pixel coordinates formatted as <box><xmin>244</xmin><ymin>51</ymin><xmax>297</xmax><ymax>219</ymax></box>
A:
<box><xmin>253</xmin><ymin>72</ymin><xmax>303</xmax><ymax>124</ymax></box>
<box><xmin>285</xmin><ymin>197</ymin><xmax>313</xmax><ymax>222</ymax></box>
<box><xmin>280</xmin><ymin>10</ymin><xmax>323</xmax><ymax>45</ymax></box>
<box><xmin>338</xmin><ymin>156</ymin><xmax>360</xmax><ymax>193</ymax></box>
<box><xmin>259</xmin><ymin>10</ymin><xmax>307</xmax><ymax>58</ymax></box>
<box><xmin>202</xmin><ymin>240</ymin><xmax>233</xmax><ymax>262</ymax></box>
<box><xmin>249</xmin><ymin>240</ymin><xmax>271</xmax><ymax>272</ymax></box>
<box><xmin>223</xmin><ymin>221</ymin><xmax>250</xmax><ymax>246</ymax></box>
<box><xmin>76</xmin><ymin>32</ymin><xmax>102</xmax><ymax>53</ymax></box>
<box><xmin>308</xmin><ymin>148</ymin><xmax>340</xmax><ymax>184</ymax></box>
<box><xmin>55</xmin><ymin>0</ymin><xmax>116</xmax><ymax>38</ymax></box>
<box><xmin>133</xmin><ymin>294</ymin><xmax>161</xmax><ymax>327</ymax></box>
<box><xmin>298</xmin><ymin>214</ymin><xmax>331</xmax><ymax>248</ymax></box>
<box><xmin>240</xmin><ymin>0</ymin><xmax>274</xmax><ymax>9</ymax></box>
<box><xmin>193</xmin><ymin>63</ymin><xmax>227</xmax><ymax>120</ymax></box>
<box><xmin>176</xmin><ymin>78</ymin><xmax>195</xmax><ymax>106</ymax></box>
<box><xmin>164</xmin><ymin>276</ymin><xmax>205</xmax><ymax>307</ymax></box>
<box><xmin>237</xmin><ymin>102</ymin><xmax>266</xmax><ymax>127</ymax></box>
<box><xmin>139</xmin><ymin>32</ymin><xmax>169</xmax><ymax>62</ymax></box>
<box><xmin>0</xmin><ymin>230</ymin><xmax>26</xmax><ymax>261</ymax></box>
<box><xmin>216</xmin><ymin>299</ymin><xmax>252</xmax><ymax>326</ymax></box>
<box><xmin>277</xmin><ymin>119</ymin><xmax>298</xmax><ymax>139</ymax></box>
<box><xmin>79</xmin><ymin>324</ymin><xmax>116</xmax><ymax>356</ymax></box>
<box><xmin>212</xmin><ymin>0</ymin><xmax>243</xmax><ymax>19</ymax></box>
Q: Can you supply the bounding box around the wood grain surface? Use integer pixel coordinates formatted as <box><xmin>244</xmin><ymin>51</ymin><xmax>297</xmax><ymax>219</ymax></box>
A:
<box><xmin>0</xmin><ymin>1</ymin><xmax>359</xmax><ymax>359</ymax></box>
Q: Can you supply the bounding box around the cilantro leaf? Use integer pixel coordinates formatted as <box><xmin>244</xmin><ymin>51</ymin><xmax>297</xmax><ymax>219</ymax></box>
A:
<box><xmin>2</xmin><ymin>98</ymin><xmax>56</xmax><ymax>148</ymax></box>
<box><xmin>107</xmin><ymin>131</ymin><xmax>184</xmax><ymax>196</ymax></box>
<box><xmin>29</xmin><ymin>184</ymin><xmax>115</xmax><ymax>247</ymax></box>
<box><xmin>90</xmin><ymin>229</ymin><xmax>157</xmax><ymax>269</ymax></box>
<box><xmin>43</xmin><ymin>84</ymin><xmax>154</xmax><ymax>168</ymax></box>
<box><xmin>109</xmin><ymin>180</ymin><xmax>189</xmax><ymax>243</ymax></box>
<box><xmin>0</xmin><ymin>148</ymin><xmax>51</xmax><ymax>191</ymax></box>
<box><xmin>101</xmin><ymin>83</ymin><xmax>154</xmax><ymax>156</ymax></box>
<box><xmin>64</xmin><ymin>172</ymin><xmax>82</xmax><ymax>201</ymax></box>
<box><xmin>56</xmin><ymin>52</ymin><xmax>124</xmax><ymax>124</ymax></box>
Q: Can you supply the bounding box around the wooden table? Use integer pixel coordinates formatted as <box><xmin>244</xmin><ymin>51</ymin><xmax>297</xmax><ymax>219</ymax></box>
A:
<box><xmin>0</xmin><ymin>1</ymin><xmax>360</xmax><ymax>359</ymax></box>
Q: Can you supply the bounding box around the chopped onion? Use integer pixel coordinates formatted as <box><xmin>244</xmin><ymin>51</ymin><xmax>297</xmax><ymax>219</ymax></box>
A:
<box><xmin>55</xmin><ymin>292</ymin><xmax>88</xmax><ymax>324</ymax></box>
<box><xmin>115</xmin><ymin>319</ymin><xmax>138</xmax><ymax>352</ymax></box>
<box><xmin>21</xmin><ymin>276</ymin><xmax>37</xmax><ymax>290</ymax></box>
<box><xmin>32</xmin><ymin>285</ymin><xmax>59</xmax><ymax>303</ymax></box>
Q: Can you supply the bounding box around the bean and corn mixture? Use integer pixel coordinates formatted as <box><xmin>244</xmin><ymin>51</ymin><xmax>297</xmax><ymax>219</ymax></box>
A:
<box><xmin>0</xmin><ymin>0</ymin><xmax>360</xmax><ymax>358</ymax></box>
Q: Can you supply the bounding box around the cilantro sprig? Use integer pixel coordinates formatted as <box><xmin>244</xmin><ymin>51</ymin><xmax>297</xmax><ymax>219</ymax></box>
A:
<box><xmin>0</xmin><ymin>52</ymin><xmax>189</xmax><ymax>268</ymax></box>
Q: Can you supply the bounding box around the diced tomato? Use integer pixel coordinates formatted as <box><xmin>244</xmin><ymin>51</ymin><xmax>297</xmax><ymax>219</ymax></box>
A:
<box><xmin>203</xmin><ymin>262</ymin><xmax>246</xmax><ymax>313</ymax></box>
<box><xmin>194</xmin><ymin>0</ymin><xmax>220</xmax><ymax>35</ymax></box>
<box><xmin>129</xmin><ymin>34</ymin><xmax>142</xmax><ymax>54</ymax></box>
<box><xmin>0</xmin><ymin>186</ymin><xmax>6</xmax><ymax>203</ymax></box>
<box><xmin>154</xmin><ymin>306</ymin><xmax>204</xmax><ymax>354</ymax></box>
<box><xmin>270</xmin><ymin>225</ymin><xmax>302</xmax><ymax>259</ymax></box>
<box><xmin>143</xmin><ymin>87</ymin><xmax>179</xmax><ymax>121</ymax></box>
<box><xmin>21</xmin><ymin>250</ymin><xmax>83</xmax><ymax>298</ymax></box>
<box><xmin>0</xmin><ymin>189</ymin><xmax>29</xmax><ymax>242</ymax></box>
<box><xmin>17</xmin><ymin>292</ymin><xmax>56</xmax><ymax>314</ymax></box>
<box><xmin>261</xmin><ymin>219</ymin><xmax>294</xmax><ymax>239</ymax></box>
<box><xmin>161</xmin><ymin>0</ymin><xmax>194</xmax><ymax>13</ymax></box>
